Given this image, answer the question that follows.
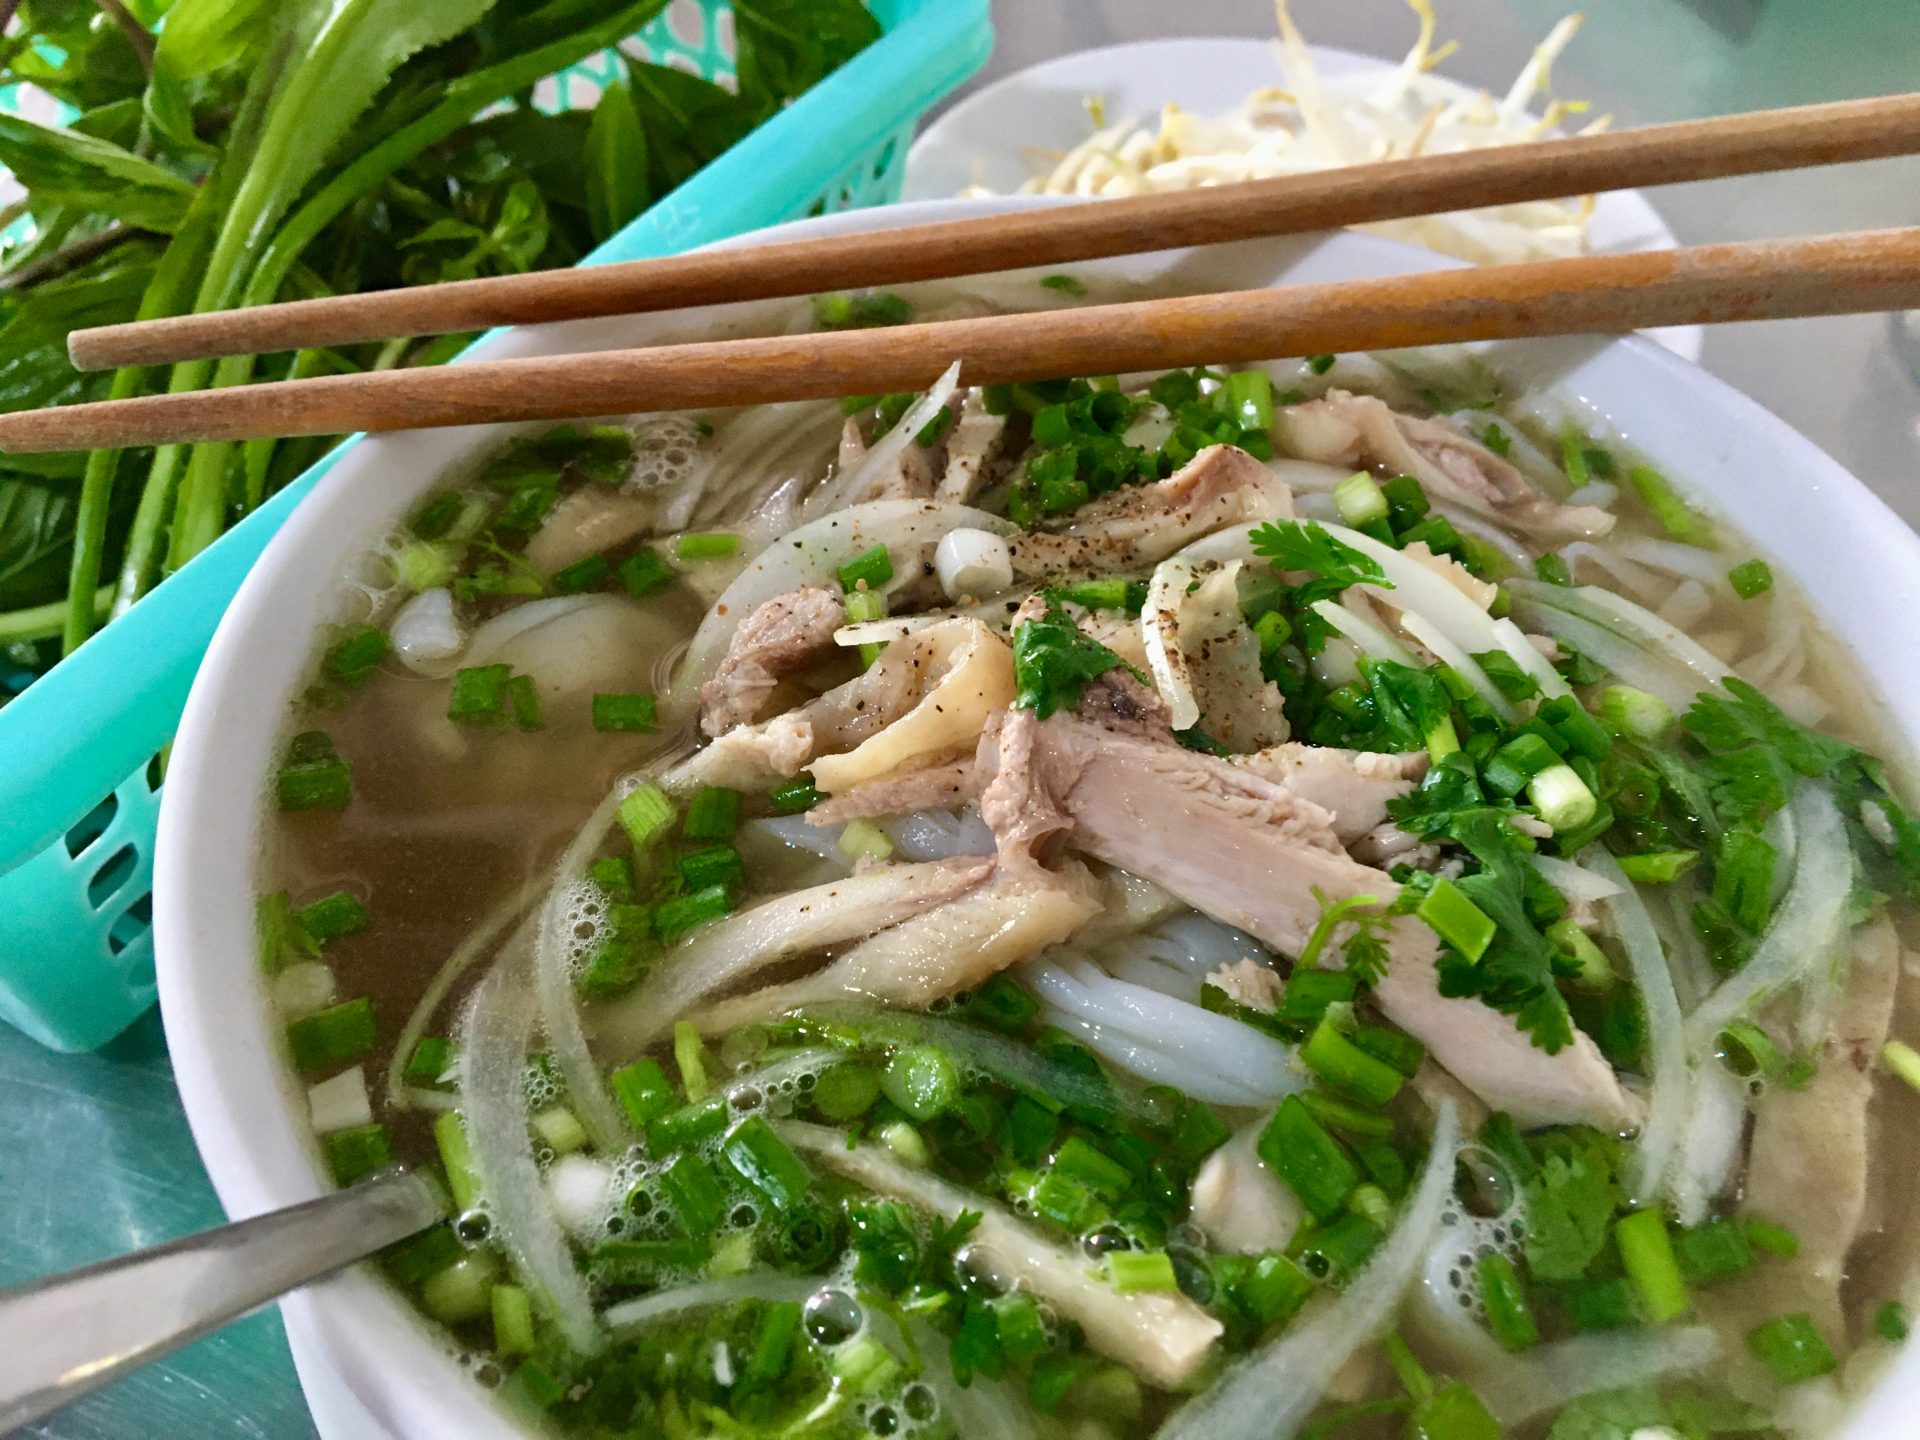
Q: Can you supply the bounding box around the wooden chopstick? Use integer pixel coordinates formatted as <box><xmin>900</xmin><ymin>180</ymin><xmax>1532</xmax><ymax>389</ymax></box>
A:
<box><xmin>12</xmin><ymin>228</ymin><xmax>1920</xmax><ymax>455</ymax></box>
<box><xmin>65</xmin><ymin>92</ymin><xmax>1920</xmax><ymax>373</ymax></box>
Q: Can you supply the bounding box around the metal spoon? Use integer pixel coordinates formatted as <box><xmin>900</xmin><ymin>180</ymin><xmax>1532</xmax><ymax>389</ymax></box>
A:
<box><xmin>0</xmin><ymin>1168</ymin><xmax>444</xmax><ymax>1434</ymax></box>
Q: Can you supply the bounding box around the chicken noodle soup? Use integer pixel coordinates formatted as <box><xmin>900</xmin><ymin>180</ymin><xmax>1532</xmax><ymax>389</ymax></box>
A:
<box><xmin>260</xmin><ymin>289</ymin><xmax>1920</xmax><ymax>1439</ymax></box>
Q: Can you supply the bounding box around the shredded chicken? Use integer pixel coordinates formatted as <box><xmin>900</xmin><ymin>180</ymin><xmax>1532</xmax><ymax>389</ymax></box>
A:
<box><xmin>1207</xmin><ymin>958</ymin><xmax>1285</xmax><ymax>1012</ymax></box>
<box><xmin>1010</xmin><ymin>444</ymin><xmax>1293</xmax><ymax>578</ymax></box>
<box><xmin>1190</xmin><ymin>1123</ymin><xmax>1303</xmax><ymax>1255</ymax></box>
<box><xmin>1230</xmin><ymin>743</ymin><xmax>1427</xmax><ymax>845</ymax></box>
<box><xmin>698</xmin><ymin>586</ymin><xmax>845</xmax><ymax>738</ymax></box>
<box><xmin>1276</xmin><ymin>391</ymin><xmax>1613</xmax><ymax>542</ymax></box>
<box><xmin>936</xmin><ymin>389</ymin><xmax>1013</xmax><ymax>504</ymax></box>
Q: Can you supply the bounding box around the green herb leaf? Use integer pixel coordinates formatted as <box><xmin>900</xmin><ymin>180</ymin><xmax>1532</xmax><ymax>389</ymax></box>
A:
<box><xmin>584</xmin><ymin>79</ymin><xmax>649</xmax><ymax>244</ymax></box>
<box><xmin>0</xmin><ymin>113</ymin><xmax>196</xmax><ymax>232</ymax></box>
<box><xmin>1011</xmin><ymin>603</ymin><xmax>1140</xmax><ymax>719</ymax></box>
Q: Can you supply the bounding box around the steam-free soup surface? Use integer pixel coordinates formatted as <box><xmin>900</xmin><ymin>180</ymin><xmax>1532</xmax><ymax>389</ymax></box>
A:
<box><xmin>261</xmin><ymin>286</ymin><xmax>1920</xmax><ymax>1440</ymax></box>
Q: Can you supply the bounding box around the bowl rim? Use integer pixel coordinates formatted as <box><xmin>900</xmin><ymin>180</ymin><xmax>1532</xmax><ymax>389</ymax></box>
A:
<box><xmin>155</xmin><ymin>194</ymin><xmax>1920</xmax><ymax>1438</ymax></box>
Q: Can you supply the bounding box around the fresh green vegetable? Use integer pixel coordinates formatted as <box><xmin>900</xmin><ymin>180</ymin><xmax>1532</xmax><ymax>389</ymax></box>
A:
<box><xmin>1011</xmin><ymin>602</ymin><xmax>1140</xmax><ymax>719</ymax></box>
<box><xmin>1747</xmin><ymin>1313</ymin><xmax>1836</xmax><ymax>1384</ymax></box>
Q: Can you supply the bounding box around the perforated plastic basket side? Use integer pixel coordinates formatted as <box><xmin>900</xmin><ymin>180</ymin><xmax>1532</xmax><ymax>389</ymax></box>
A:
<box><xmin>0</xmin><ymin>0</ymin><xmax>993</xmax><ymax>1051</ymax></box>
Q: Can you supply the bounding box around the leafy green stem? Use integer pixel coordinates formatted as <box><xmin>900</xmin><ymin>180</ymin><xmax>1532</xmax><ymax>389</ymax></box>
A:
<box><xmin>4</xmin><ymin>586</ymin><xmax>110</xmax><ymax>644</ymax></box>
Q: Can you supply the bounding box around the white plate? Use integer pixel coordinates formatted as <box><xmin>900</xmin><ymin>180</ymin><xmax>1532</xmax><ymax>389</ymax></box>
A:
<box><xmin>905</xmin><ymin>37</ymin><xmax>1700</xmax><ymax>359</ymax></box>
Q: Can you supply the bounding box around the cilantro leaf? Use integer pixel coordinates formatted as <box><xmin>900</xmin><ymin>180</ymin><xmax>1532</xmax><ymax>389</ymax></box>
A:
<box><xmin>1248</xmin><ymin>520</ymin><xmax>1389</xmax><ymax>601</ymax></box>
<box><xmin>1683</xmin><ymin>678</ymin><xmax>1852</xmax><ymax>776</ymax></box>
<box><xmin>1520</xmin><ymin>1132</ymin><xmax>1622</xmax><ymax>1281</ymax></box>
<box><xmin>1011</xmin><ymin>604</ymin><xmax>1139</xmax><ymax>719</ymax></box>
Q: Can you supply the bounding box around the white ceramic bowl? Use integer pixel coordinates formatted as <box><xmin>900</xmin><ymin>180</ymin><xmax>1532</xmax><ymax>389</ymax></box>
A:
<box><xmin>156</xmin><ymin>197</ymin><xmax>1920</xmax><ymax>1439</ymax></box>
<box><xmin>903</xmin><ymin>38</ymin><xmax>1699</xmax><ymax>360</ymax></box>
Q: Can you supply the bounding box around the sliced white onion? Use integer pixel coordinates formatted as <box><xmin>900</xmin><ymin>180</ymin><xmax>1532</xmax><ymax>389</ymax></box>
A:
<box><xmin>1489</xmin><ymin>616</ymin><xmax>1572</xmax><ymax>699</ymax></box>
<box><xmin>1612</xmin><ymin>537</ymin><xmax>1732</xmax><ymax>590</ymax></box>
<box><xmin>810</xmin><ymin>361</ymin><xmax>962</xmax><ymax>518</ymax></box>
<box><xmin>1669</xmin><ymin>1058</ymin><xmax>1748</xmax><ymax>1227</ymax></box>
<box><xmin>1397</xmin><ymin>611</ymin><xmax>1517</xmax><ymax>720</ymax></box>
<box><xmin>1529</xmin><ymin>854</ymin><xmax>1623</xmax><ymax>904</ymax></box>
<box><xmin>462</xmin><ymin>595</ymin><xmax>598</xmax><ymax>669</ymax></box>
<box><xmin>1504</xmin><ymin>599</ymin><xmax>1697</xmax><ymax>711</ymax></box>
<box><xmin>1141</xmin><ymin>558</ymin><xmax>1205</xmax><ymax>730</ymax></box>
<box><xmin>1311</xmin><ymin>599</ymin><xmax>1416</xmax><ymax>666</ymax></box>
<box><xmin>1457</xmin><ymin>1322</ymin><xmax>1722</xmax><ymax>1425</ymax></box>
<box><xmin>666</xmin><ymin>499</ymin><xmax>1015</xmax><ymax>721</ymax></box>
<box><xmin>307</xmin><ymin>1066</ymin><xmax>372</xmax><ymax>1135</ymax></box>
<box><xmin>934</xmin><ymin>527</ymin><xmax>1015</xmax><ymax>600</ymax></box>
<box><xmin>1584</xmin><ymin>848</ymin><xmax>1686</xmax><ymax>1208</ymax></box>
<box><xmin>1686</xmin><ymin>785</ymin><xmax>1852</xmax><ymax>1049</ymax></box>
<box><xmin>459</xmin><ymin>964</ymin><xmax>602</xmax><ymax>1355</ymax></box>
<box><xmin>389</xmin><ymin>587</ymin><xmax>467</xmax><ymax>676</ymax></box>
<box><xmin>604</xmin><ymin>1275</ymin><xmax>826</xmax><ymax>1334</ymax></box>
<box><xmin>1156</xmin><ymin>1103</ymin><xmax>1460</xmax><ymax>1440</ymax></box>
<box><xmin>1511</xmin><ymin>580</ymin><xmax>1732</xmax><ymax>690</ymax></box>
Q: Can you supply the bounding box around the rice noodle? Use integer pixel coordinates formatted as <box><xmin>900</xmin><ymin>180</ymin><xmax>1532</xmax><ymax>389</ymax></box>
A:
<box><xmin>603</xmin><ymin>1274</ymin><xmax>824</xmax><ymax>1334</ymax></box>
<box><xmin>459</xmin><ymin>964</ymin><xmax>601</xmax><ymax>1355</ymax></box>
<box><xmin>1669</xmin><ymin>1058</ymin><xmax>1748</xmax><ymax>1228</ymax></box>
<box><xmin>1657</xmin><ymin>578</ymin><xmax>1714</xmax><ymax>632</ymax></box>
<box><xmin>1686</xmin><ymin>785</ymin><xmax>1852</xmax><ymax>1049</ymax></box>
<box><xmin>1155</xmin><ymin>1102</ymin><xmax>1461</xmax><ymax>1440</ymax></box>
<box><xmin>1024</xmin><ymin>959</ymin><xmax>1298</xmax><ymax>1107</ymax></box>
<box><xmin>1583</xmin><ymin>849</ymin><xmax>1685</xmax><ymax>1208</ymax></box>
<box><xmin>881</xmin><ymin>808</ymin><xmax>996</xmax><ymax>862</ymax></box>
<box><xmin>1612</xmin><ymin>536</ymin><xmax>1733</xmax><ymax>590</ymax></box>
<box><xmin>804</xmin><ymin>362</ymin><xmax>962</xmax><ymax>520</ymax></box>
<box><xmin>665</xmin><ymin>499</ymin><xmax>1015</xmax><ymax>721</ymax></box>
<box><xmin>1558</xmin><ymin>541</ymin><xmax>1667</xmax><ymax>604</ymax></box>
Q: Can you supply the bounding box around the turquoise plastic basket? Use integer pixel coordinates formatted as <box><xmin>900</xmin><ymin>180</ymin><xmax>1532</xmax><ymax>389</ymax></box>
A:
<box><xmin>0</xmin><ymin>0</ymin><xmax>991</xmax><ymax>1052</ymax></box>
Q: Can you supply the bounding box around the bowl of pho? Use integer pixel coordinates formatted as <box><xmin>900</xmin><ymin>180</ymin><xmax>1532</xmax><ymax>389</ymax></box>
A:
<box><xmin>156</xmin><ymin>198</ymin><xmax>1920</xmax><ymax>1440</ymax></box>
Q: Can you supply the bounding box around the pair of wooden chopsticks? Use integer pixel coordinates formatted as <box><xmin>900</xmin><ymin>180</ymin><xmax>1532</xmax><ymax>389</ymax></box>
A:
<box><xmin>10</xmin><ymin>91</ymin><xmax>1920</xmax><ymax>454</ymax></box>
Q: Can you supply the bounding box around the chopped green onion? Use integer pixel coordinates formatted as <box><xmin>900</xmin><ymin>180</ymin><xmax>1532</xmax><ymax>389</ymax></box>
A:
<box><xmin>1597</xmin><ymin>684</ymin><xmax>1674</xmax><ymax>740</ymax></box>
<box><xmin>1546</xmin><ymin>918</ymin><xmax>1614</xmax><ymax>990</ymax></box>
<box><xmin>396</xmin><ymin>540</ymin><xmax>459</xmax><ymax>592</ymax></box>
<box><xmin>531</xmin><ymin>1106</ymin><xmax>588</xmax><ymax>1156</ymax></box>
<box><xmin>838</xmin><ymin>818</ymin><xmax>894</xmax><ymax>863</ymax></box>
<box><xmin>1477</xmin><ymin>1252</ymin><xmax>1540</xmax><ymax>1350</ymax></box>
<box><xmin>967</xmin><ymin>974</ymin><xmax>1040</xmax><ymax>1034</ymax></box>
<box><xmin>1052</xmin><ymin>1136</ymin><xmax>1132</xmax><ymax>1200</ymax></box>
<box><xmin>551</xmin><ymin>554</ymin><xmax>610</xmax><ymax>594</ymax></box>
<box><xmin>421</xmin><ymin>1253</ymin><xmax>498</xmax><ymax>1325</ymax></box>
<box><xmin>618</xmin><ymin>547</ymin><xmax>675</xmax><ymax>598</ymax></box>
<box><xmin>592</xmin><ymin>692</ymin><xmax>658</xmax><ymax>733</ymax></box>
<box><xmin>1040</xmin><ymin>273</ymin><xmax>1087</xmax><ymax>297</ymax></box>
<box><xmin>589</xmin><ymin>855</ymin><xmax>635</xmax><ymax>900</ymax></box>
<box><xmin>674</xmin><ymin>1020</ymin><xmax>711</xmax><ymax>1101</ymax></box>
<box><xmin>1333</xmin><ymin>472</ymin><xmax>1389</xmax><ymax>527</ymax></box>
<box><xmin>405</xmin><ymin>1037</ymin><xmax>457</xmax><ymax>1091</ymax></box>
<box><xmin>1416</xmin><ymin>878</ymin><xmax>1496</xmax><ymax>962</ymax></box>
<box><xmin>1884</xmin><ymin>1039</ymin><xmax>1920</xmax><ymax>1093</ymax></box>
<box><xmin>1626</xmin><ymin>463</ymin><xmax>1710</xmax><ymax>543</ymax></box>
<box><xmin>655</xmin><ymin>884</ymin><xmax>734</xmax><ymax>940</ymax></box>
<box><xmin>881</xmin><ymin>1046</ymin><xmax>959</xmax><ymax>1121</ymax></box>
<box><xmin>1302</xmin><ymin>1016</ymin><xmax>1407</xmax><ymax>1107</ymax></box>
<box><xmin>276</xmin><ymin>750</ymin><xmax>352</xmax><ymax>811</ymax></box>
<box><xmin>325</xmin><ymin>1123</ymin><xmax>393</xmax><ymax>1185</ymax></box>
<box><xmin>1561</xmin><ymin>1276</ymin><xmax>1641</xmax><ymax>1333</ymax></box>
<box><xmin>1534</xmin><ymin>551</ymin><xmax>1574</xmax><ymax>587</ymax></box>
<box><xmin>383</xmin><ymin>1225</ymin><xmax>463</xmax><ymax>1288</ymax></box>
<box><xmin>287</xmin><ymin>998</ymin><xmax>377</xmax><ymax>1076</ymax></box>
<box><xmin>616</xmin><ymin>784</ymin><xmax>675</xmax><ymax>850</ymax></box>
<box><xmin>1408</xmin><ymin>1384</ymin><xmax>1502</xmax><ymax>1440</ymax></box>
<box><xmin>325</xmin><ymin>625</ymin><xmax>390</xmax><ymax>686</ymax></box>
<box><xmin>610</xmin><ymin>1058</ymin><xmax>674</xmax><ymax>1130</ymax></box>
<box><xmin>435</xmin><ymin>1111</ymin><xmax>482</xmax><ymax>1212</ymax></box>
<box><xmin>678</xmin><ymin>844</ymin><xmax>744</xmax><ymax>893</ymax></box>
<box><xmin>1252</xmin><ymin>609</ymin><xmax>1292</xmax><ymax>657</ymax></box>
<box><xmin>877</xmin><ymin>1119</ymin><xmax>929</xmax><ymax>1168</ymax></box>
<box><xmin>836</xmin><ymin>544</ymin><xmax>894</xmax><ymax>594</ymax></box>
<box><xmin>1295</xmin><ymin>1212</ymin><xmax>1383</xmax><ymax>1286</ymax></box>
<box><xmin>1560</xmin><ymin>430</ymin><xmax>1590</xmax><ymax>486</ymax></box>
<box><xmin>1381</xmin><ymin>474</ymin><xmax>1430</xmax><ymax>525</ymax></box>
<box><xmin>1615</xmin><ymin>849</ymin><xmax>1699</xmax><ymax>884</ymax></box>
<box><xmin>1307</xmin><ymin>354</ymin><xmax>1336</xmax><ymax>375</ymax></box>
<box><xmin>1226</xmin><ymin>370</ymin><xmax>1275</xmax><ymax>431</ymax></box>
<box><xmin>505</xmin><ymin>674</ymin><xmax>543</xmax><ymax>733</ymax></box>
<box><xmin>675</xmin><ymin>531</ymin><xmax>740</xmax><ymax>561</ymax></box>
<box><xmin>1298</xmin><ymin>1090</ymin><xmax>1396</xmax><ymax>1139</ymax></box>
<box><xmin>1717</xmin><ymin>1021</ymin><xmax>1784</xmax><ymax>1082</ymax></box>
<box><xmin>1056</xmin><ymin>577</ymin><xmax>1139</xmax><ymax>612</ymax></box>
<box><xmin>1105</xmin><ymin>1250</ymin><xmax>1177</xmax><ymax>1294</ymax></box>
<box><xmin>1236</xmin><ymin>1253</ymin><xmax>1314</xmax><ymax>1326</ymax></box>
<box><xmin>1483</xmin><ymin>732</ymin><xmax>1561</xmax><ymax>797</ymax></box>
<box><xmin>646</xmin><ymin>1093</ymin><xmax>729</xmax><ymax>1154</ymax></box>
<box><xmin>1728</xmin><ymin>558</ymin><xmax>1773</xmax><ymax>599</ymax></box>
<box><xmin>296</xmin><ymin>891</ymin><xmax>368</xmax><ymax>944</ymax></box>
<box><xmin>722</xmin><ymin>1114</ymin><xmax>813</xmax><ymax>1211</ymax></box>
<box><xmin>813</xmin><ymin>1063</ymin><xmax>882</xmax><ymax>1121</ymax></box>
<box><xmin>1876</xmin><ymin>1301</ymin><xmax>1910</xmax><ymax>1342</ymax></box>
<box><xmin>1748</xmin><ymin>1313</ymin><xmax>1836</xmax><ymax>1384</ymax></box>
<box><xmin>658</xmin><ymin>1151</ymin><xmax>728</xmax><ymax>1231</ymax></box>
<box><xmin>448</xmin><ymin>664</ymin><xmax>513</xmax><ymax>728</ymax></box>
<box><xmin>768</xmin><ymin>777</ymin><xmax>823</xmax><ymax>814</ymax></box>
<box><xmin>1676</xmin><ymin>1217</ymin><xmax>1755</xmax><ymax>1286</ymax></box>
<box><xmin>1527</xmin><ymin>762</ymin><xmax>1597</xmax><ymax>832</ymax></box>
<box><xmin>1744</xmin><ymin>1220</ymin><xmax>1800</xmax><ymax>1259</ymax></box>
<box><xmin>1258</xmin><ymin>1095</ymin><xmax>1360</xmax><ymax>1221</ymax></box>
<box><xmin>682</xmin><ymin>787</ymin><xmax>742</xmax><ymax>841</ymax></box>
<box><xmin>990</xmin><ymin>1290</ymin><xmax>1050</xmax><ymax>1363</ymax></box>
<box><xmin>1616</xmin><ymin>1208</ymin><xmax>1689</xmax><ymax>1323</ymax></box>
<box><xmin>491</xmin><ymin>1284</ymin><xmax>535</xmax><ymax>1356</ymax></box>
<box><xmin>1424</xmin><ymin>714</ymin><xmax>1461</xmax><ymax>763</ymax></box>
<box><xmin>1480</xmin><ymin>422</ymin><xmax>1512</xmax><ymax>457</ymax></box>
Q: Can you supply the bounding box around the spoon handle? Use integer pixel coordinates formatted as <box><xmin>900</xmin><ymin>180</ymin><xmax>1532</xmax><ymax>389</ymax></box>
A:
<box><xmin>0</xmin><ymin>1168</ymin><xmax>443</xmax><ymax>1434</ymax></box>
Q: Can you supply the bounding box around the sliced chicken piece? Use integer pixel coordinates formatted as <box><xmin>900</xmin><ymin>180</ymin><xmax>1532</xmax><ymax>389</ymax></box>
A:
<box><xmin>668</xmin><ymin>712</ymin><xmax>815</xmax><ymax>792</ymax></box>
<box><xmin>1231</xmin><ymin>743</ymin><xmax>1427</xmax><ymax>845</ymax></box>
<box><xmin>693</xmin><ymin>859</ymin><xmax>1099</xmax><ymax>1034</ymax></box>
<box><xmin>936</xmin><ymin>389</ymin><xmax>1012</xmax><ymax>504</ymax></box>
<box><xmin>1191</xmin><ymin>1123</ymin><xmax>1303</xmax><ymax>1255</ymax></box>
<box><xmin>525</xmin><ymin>487</ymin><xmax>655</xmax><ymax>575</ymax></box>
<box><xmin>781</xmin><ymin>1122</ymin><xmax>1224</xmax><ymax>1388</ymax></box>
<box><xmin>846</xmin><ymin>435</ymin><xmax>935</xmax><ymax>505</ymax></box>
<box><xmin>1275</xmin><ymin>390</ymin><xmax>1612</xmax><ymax>543</ymax></box>
<box><xmin>698</xmin><ymin>586</ymin><xmax>846</xmax><ymax>738</ymax></box>
<box><xmin>1010</xmin><ymin>445</ymin><xmax>1293</xmax><ymax>579</ymax></box>
<box><xmin>807</xmin><ymin>759</ymin><xmax>983</xmax><ymax>825</ymax></box>
<box><xmin>594</xmin><ymin>858</ymin><xmax>995</xmax><ymax>1054</ymax></box>
<box><xmin>1143</xmin><ymin>558</ymin><xmax>1288</xmax><ymax>751</ymax></box>
<box><xmin>1734</xmin><ymin>915</ymin><xmax>1901</xmax><ymax>1343</ymax></box>
<box><xmin>984</xmin><ymin>692</ymin><xmax>1640</xmax><ymax>1131</ymax></box>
